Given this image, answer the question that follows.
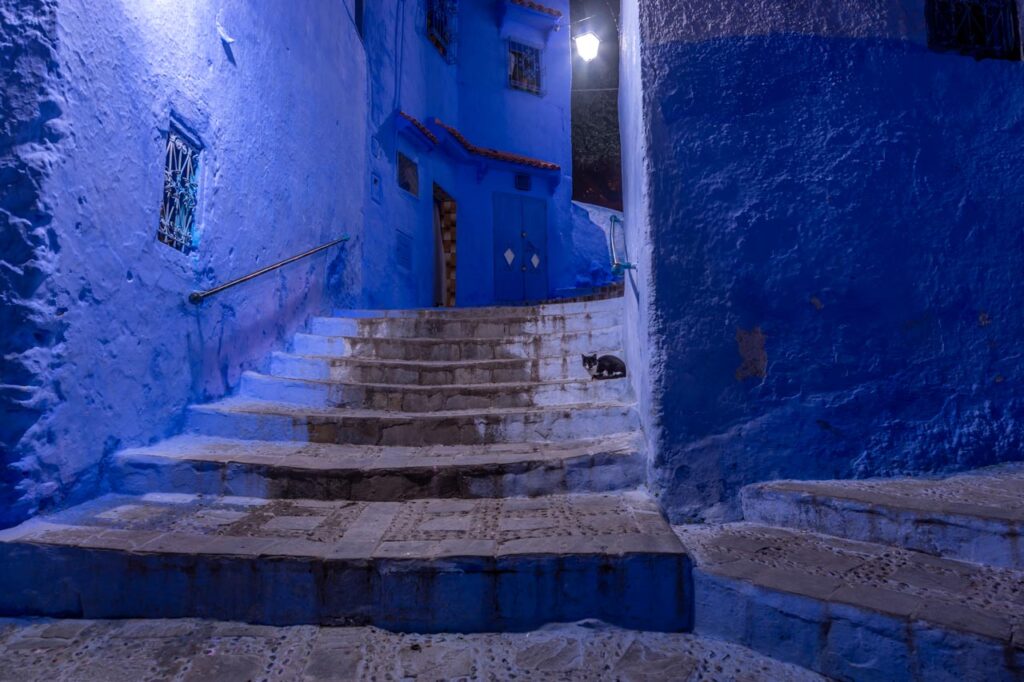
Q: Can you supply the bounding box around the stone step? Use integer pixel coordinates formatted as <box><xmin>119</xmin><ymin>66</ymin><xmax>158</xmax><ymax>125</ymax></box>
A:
<box><xmin>291</xmin><ymin>327</ymin><xmax>622</xmax><ymax>361</ymax></box>
<box><xmin>332</xmin><ymin>296</ymin><xmax>623</xmax><ymax>321</ymax></box>
<box><xmin>674</xmin><ymin>522</ymin><xmax>1024</xmax><ymax>682</ymax></box>
<box><xmin>239</xmin><ymin>371</ymin><xmax>631</xmax><ymax>411</ymax></box>
<box><xmin>0</xmin><ymin>618</ymin><xmax>826</xmax><ymax>681</ymax></box>
<box><xmin>110</xmin><ymin>434</ymin><xmax>645</xmax><ymax>500</ymax></box>
<box><xmin>187</xmin><ymin>399</ymin><xmax>639</xmax><ymax>446</ymax></box>
<box><xmin>309</xmin><ymin>308</ymin><xmax>621</xmax><ymax>339</ymax></box>
<box><xmin>270</xmin><ymin>352</ymin><xmax>604</xmax><ymax>384</ymax></box>
<box><xmin>0</xmin><ymin>491</ymin><xmax>689</xmax><ymax>631</ymax></box>
<box><xmin>741</xmin><ymin>463</ymin><xmax>1024</xmax><ymax>569</ymax></box>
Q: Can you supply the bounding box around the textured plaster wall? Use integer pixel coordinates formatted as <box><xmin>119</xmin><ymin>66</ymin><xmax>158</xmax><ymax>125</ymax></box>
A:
<box><xmin>624</xmin><ymin>0</ymin><xmax>1024</xmax><ymax>521</ymax></box>
<box><xmin>360</xmin><ymin>0</ymin><xmax>579</xmax><ymax>308</ymax></box>
<box><xmin>1</xmin><ymin>0</ymin><xmax>367</xmax><ymax>527</ymax></box>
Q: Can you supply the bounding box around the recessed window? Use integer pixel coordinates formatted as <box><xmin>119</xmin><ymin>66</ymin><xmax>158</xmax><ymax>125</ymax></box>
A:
<box><xmin>926</xmin><ymin>0</ymin><xmax>1022</xmax><ymax>60</ymax></box>
<box><xmin>509</xmin><ymin>40</ymin><xmax>542</xmax><ymax>94</ymax></box>
<box><xmin>157</xmin><ymin>125</ymin><xmax>202</xmax><ymax>253</ymax></box>
<box><xmin>396</xmin><ymin>230</ymin><xmax>413</xmax><ymax>270</ymax></box>
<box><xmin>427</xmin><ymin>0</ymin><xmax>456</xmax><ymax>59</ymax></box>
<box><xmin>515</xmin><ymin>173</ymin><xmax>532</xmax><ymax>191</ymax></box>
<box><xmin>397</xmin><ymin>152</ymin><xmax>419</xmax><ymax>197</ymax></box>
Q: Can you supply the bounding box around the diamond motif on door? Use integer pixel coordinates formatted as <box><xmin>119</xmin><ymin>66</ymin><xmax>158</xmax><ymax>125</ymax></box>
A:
<box><xmin>531</xmin><ymin>254</ymin><xmax>540</xmax><ymax>269</ymax></box>
<box><xmin>504</xmin><ymin>248</ymin><xmax>516</xmax><ymax>266</ymax></box>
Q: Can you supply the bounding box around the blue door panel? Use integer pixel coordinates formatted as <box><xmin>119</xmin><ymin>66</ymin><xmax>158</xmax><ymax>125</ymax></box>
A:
<box><xmin>493</xmin><ymin>193</ymin><xmax>547</xmax><ymax>303</ymax></box>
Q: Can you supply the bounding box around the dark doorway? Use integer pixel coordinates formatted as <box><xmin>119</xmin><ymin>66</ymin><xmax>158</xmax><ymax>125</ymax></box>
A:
<box><xmin>433</xmin><ymin>184</ymin><xmax>457</xmax><ymax>307</ymax></box>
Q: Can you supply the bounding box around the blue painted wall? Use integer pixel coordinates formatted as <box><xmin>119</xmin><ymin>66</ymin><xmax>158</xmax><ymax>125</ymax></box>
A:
<box><xmin>1</xmin><ymin>0</ymin><xmax>367</xmax><ymax>527</ymax></box>
<box><xmin>359</xmin><ymin>0</ymin><xmax>582</xmax><ymax>308</ymax></box>
<box><xmin>622</xmin><ymin>0</ymin><xmax>1024</xmax><ymax>521</ymax></box>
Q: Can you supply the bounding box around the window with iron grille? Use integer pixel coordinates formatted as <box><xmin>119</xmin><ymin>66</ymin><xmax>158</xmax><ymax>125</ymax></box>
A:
<box><xmin>427</xmin><ymin>0</ymin><xmax>456</xmax><ymax>60</ymax></box>
<box><xmin>157</xmin><ymin>125</ymin><xmax>202</xmax><ymax>253</ymax></box>
<box><xmin>508</xmin><ymin>40</ymin><xmax>542</xmax><ymax>94</ymax></box>
<box><xmin>926</xmin><ymin>0</ymin><xmax>1021</xmax><ymax>60</ymax></box>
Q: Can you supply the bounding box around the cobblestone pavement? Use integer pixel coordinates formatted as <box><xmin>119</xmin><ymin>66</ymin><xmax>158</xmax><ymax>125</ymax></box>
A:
<box><xmin>0</xmin><ymin>618</ymin><xmax>824</xmax><ymax>681</ymax></box>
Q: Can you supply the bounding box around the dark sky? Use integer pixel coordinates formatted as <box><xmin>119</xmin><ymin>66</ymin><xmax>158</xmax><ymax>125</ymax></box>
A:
<box><xmin>570</xmin><ymin>0</ymin><xmax>622</xmax><ymax>210</ymax></box>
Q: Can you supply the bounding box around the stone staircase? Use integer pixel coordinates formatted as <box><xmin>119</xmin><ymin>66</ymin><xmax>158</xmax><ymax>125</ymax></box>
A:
<box><xmin>683</xmin><ymin>466</ymin><xmax>1024</xmax><ymax>681</ymax></box>
<box><xmin>0</xmin><ymin>297</ymin><xmax>691</xmax><ymax>633</ymax></box>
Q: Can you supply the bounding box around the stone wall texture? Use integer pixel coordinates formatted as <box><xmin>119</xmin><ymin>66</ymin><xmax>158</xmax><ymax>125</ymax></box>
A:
<box><xmin>0</xmin><ymin>0</ymin><xmax>367</xmax><ymax>527</ymax></box>
<box><xmin>623</xmin><ymin>0</ymin><xmax>1024</xmax><ymax>521</ymax></box>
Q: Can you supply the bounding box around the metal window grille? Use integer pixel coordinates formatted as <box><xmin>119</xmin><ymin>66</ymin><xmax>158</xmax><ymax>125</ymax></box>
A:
<box><xmin>397</xmin><ymin>152</ymin><xmax>419</xmax><ymax>196</ymax></box>
<box><xmin>157</xmin><ymin>126</ymin><xmax>201</xmax><ymax>253</ymax></box>
<box><xmin>427</xmin><ymin>0</ymin><xmax>456</xmax><ymax>60</ymax></box>
<box><xmin>926</xmin><ymin>0</ymin><xmax>1022</xmax><ymax>60</ymax></box>
<box><xmin>509</xmin><ymin>40</ymin><xmax>542</xmax><ymax>94</ymax></box>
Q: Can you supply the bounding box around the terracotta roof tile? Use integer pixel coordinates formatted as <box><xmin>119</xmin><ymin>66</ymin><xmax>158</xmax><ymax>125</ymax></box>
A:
<box><xmin>398</xmin><ymin>111</ymin><xmax>439</xmax><ymax>145</ymax></box>
<box><xmin>433</xmin><ymin>119</ymin><xmax>560</xmax><ymax>172</ymax></box>
<box><xmin>510</xmin><ymin>0</ymin><xmax>562</xmax><ymax>18</ymax></box>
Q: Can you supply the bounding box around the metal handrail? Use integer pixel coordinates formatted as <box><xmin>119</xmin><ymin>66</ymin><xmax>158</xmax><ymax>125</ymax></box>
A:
<box><xmin>188</xmin><ymin>235</ymin><xmax>350</xmax><ymax>304</ymax></box>
<box><xmin>608</xmin><ymin>215</ymin><xmax>635</xmax><ymax>276</ymax></box>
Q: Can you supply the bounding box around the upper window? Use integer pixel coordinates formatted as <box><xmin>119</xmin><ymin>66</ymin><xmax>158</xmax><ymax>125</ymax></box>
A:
<box><xmin>158</xmin><ymin>125</ymin><xmax>202</xmax><ymax>253</ymax></box>
<box><xmin>508</xmin><ymin>40</ymin><xmax>542</xmax><ymax>94</ymax></box>
<box><xmin>397</xmin><ymin>152</ymin><xmax>419</xmax><ymax>197</ymax></box>
<box><xmin>926</xmin><ymin>0</ymin><xmax>1022</xmax><ymax>61</ymax></box>
<box><xmin>427</xmin><ymin>0</ymin><xmax>456</xmax><ymax>59</ymax></box>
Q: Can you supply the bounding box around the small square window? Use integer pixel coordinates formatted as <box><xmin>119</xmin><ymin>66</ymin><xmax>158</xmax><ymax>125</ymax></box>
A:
<box><xmin>397</xmin><ymin>152</ymin><xmax>419</xmax><ymax>197</ymax></box>
<box><xmin>427</xmin><ymin>0</ymin><xmax>456</xmax><ymax>59</ymax></box>
<box><xmin>515</xmin><ymin>173</ymin><xmax>532</xmax><ymax>191</ymax></box>
<box><xmin>926</xmin><ymin>0</ymin><xmax>1021</xmax><ymax>60</ymax></box>
<box><xmin>509</xmin><ymin>40</ymin><xmax>542</xmax><ymax>94</ymax></box>
<box><xmin>158</xmin><ymin>125</ymin><xmax>202</xmax><ymax>253</ymax></box>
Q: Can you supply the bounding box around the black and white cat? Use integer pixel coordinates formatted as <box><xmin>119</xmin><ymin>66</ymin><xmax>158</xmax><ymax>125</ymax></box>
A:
<box><xmin>582</xmin><ymin>353</ymin><xmax>627</xmax><ymax>380</ymax></box>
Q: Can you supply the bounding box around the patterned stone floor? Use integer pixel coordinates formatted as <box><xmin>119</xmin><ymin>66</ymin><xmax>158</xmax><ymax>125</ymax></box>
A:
<box><xmin>0</xmin><ymin>618</ymin><xmax>824</xmax><ymax>681</ymax></box>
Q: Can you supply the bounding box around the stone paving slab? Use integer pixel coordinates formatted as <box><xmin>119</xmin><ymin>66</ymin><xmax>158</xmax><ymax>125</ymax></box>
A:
<box><xmin>674</xmin><ymin>522</ymin><xmax>1024</xmax><ymax>681</ymax></box>
<box><xmin>187</xmin><ymin>398</ymin><xmax>639</xmax><ymax>446</ymax></box>
<box><xmin>0</xmin><ymin>493</ymin><xmax>688</xmax><ymax>630</ymax></box>
<box><xmin>0</xmin><ymin>617</ymin><xmax>823</xmax><ymax>682</ymax></box>
<box><xmin>113</xmin><ymin>435</ymin><xmax>644</xmax><ymax>500</ymax></box>
<box><xmin>742</xmin><ymin>463</ymin><xmax>1024</xmax><ymax>568</ymax></box>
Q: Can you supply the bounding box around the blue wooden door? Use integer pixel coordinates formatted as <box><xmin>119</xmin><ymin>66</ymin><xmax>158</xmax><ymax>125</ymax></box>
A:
<box><xmin>493</xmin><ymin>193</ymin><xmax>547</xmax><ymax>303</ymax></box>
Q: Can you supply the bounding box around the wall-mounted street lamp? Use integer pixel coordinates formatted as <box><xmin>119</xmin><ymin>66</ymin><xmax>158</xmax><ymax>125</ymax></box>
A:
<box><xmin>574</xmin><ymin>32</ymin><xmax>600</xmax><ymax>62</ymax></box>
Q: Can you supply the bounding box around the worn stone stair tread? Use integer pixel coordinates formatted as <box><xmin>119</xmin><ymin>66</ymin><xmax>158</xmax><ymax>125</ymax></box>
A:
<box><xmin>674</xmin><ymin>522</ymin><xmax>1024</xmax><ymax>649</ymax></box>
<box><xmin>0</xmin><ymin>618</ymin><xmax>827</xmax><ymax>681</ymax></box>
<box><xmin>331</xmin><ymin>297</ymin><xmax>623</xmax><ymax>319</ymax></box>
<box><xmin>119</xmin><ymin>434</ymin><xmax>642</xmax><ymax>469</ymax></box>
<box><xmin>2</xmin><ymin>490</ymin><xmax>682</xmax><ymax>559</ymax></box>
<box><xmin>273</xmin><ymin>351</ymin><xmax>623</xmax><ymax>368</ymax></box>
<box><xmin>297</xmin><ymin>327</ymin><xmax>621</xmax><ymax>344</ymax></box>
<box><xmin>191</xmin><ymin>397</ymin><xmax>636</xmax><ymax>420</ymax></box>
<box><xmin>111</xmin><ymin>434</ymin><xmax>646</xmax><ymax>500</ymax></box>
<box><xmin>0</xmin><ymin>491</ymin><xmax>689</xmax><ymax>630</ymax></box>
<box><xmin>245</xmin><ymin>370</ymin><xmax>624</xmax><ymax>392</ymax></box>
<box><xmin>741</xmin><ymin>463</ymin><xmax>1024</xmax><ymax>568</ymax></box>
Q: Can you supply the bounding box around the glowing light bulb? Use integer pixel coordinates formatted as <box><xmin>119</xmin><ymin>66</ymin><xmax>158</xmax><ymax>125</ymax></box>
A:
<box><xmin>575</xmin><ymin>32</ymin><xmax>600</xmax><ymax>62</ymax></box>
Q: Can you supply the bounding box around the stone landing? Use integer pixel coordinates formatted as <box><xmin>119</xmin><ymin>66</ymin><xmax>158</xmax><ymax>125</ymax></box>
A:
<box><xmin>0</xmin><ymin>491</ymin><xmax>688</xmax><ymax>632</ymax></box>
<box><xmin>0</xmin><ymin>618</ymin><xmax>824</xmax><ymax>682</ymax></box>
